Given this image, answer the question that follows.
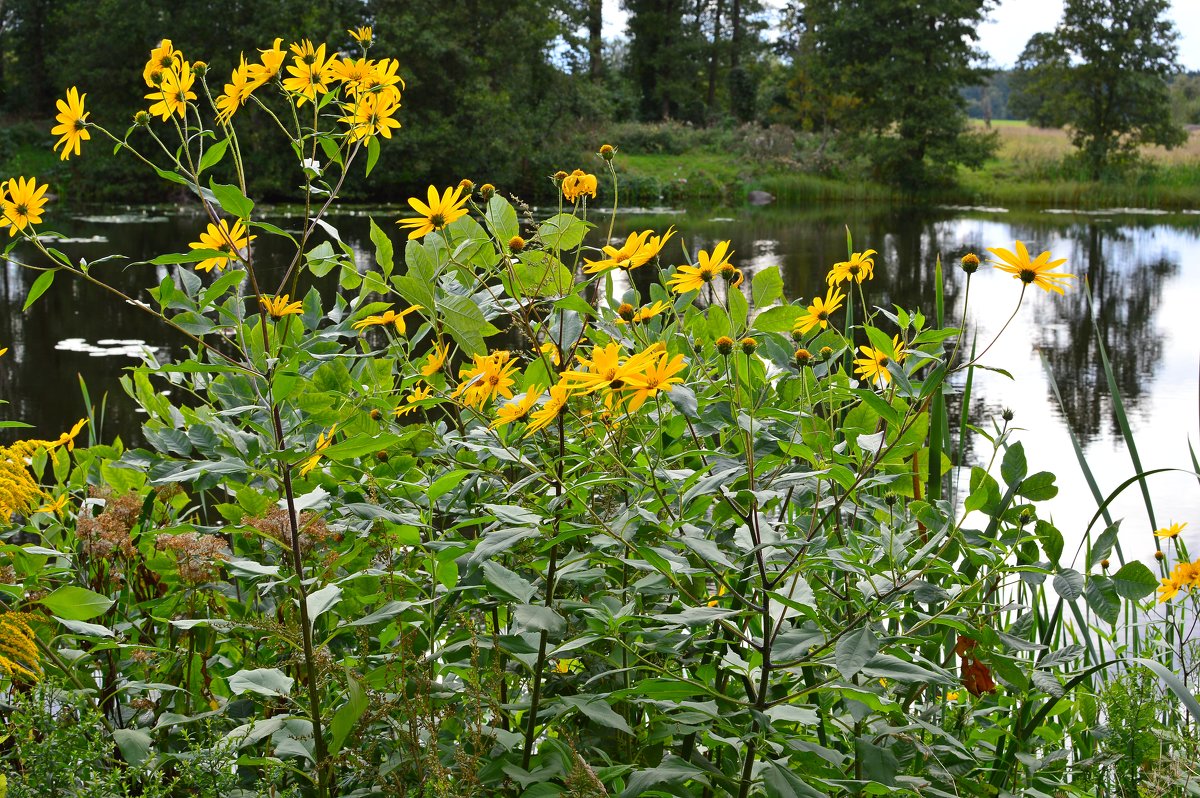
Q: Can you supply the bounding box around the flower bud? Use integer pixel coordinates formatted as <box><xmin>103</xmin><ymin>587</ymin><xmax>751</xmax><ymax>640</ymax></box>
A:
<box><xmin>479</xmin><ymin>183</ymin><xmax>496</xmax><ymax>200</ymax></box>
<box><xmin>1156</xmin><ymin>550</ymin><xmax>1166</xmax><ymax>561</ymax></box>
<box><xmin>1100</xmin><ymin>559</ymin><xmax>1110</xmax><ymax>569</ymax></box>
<box><xmin>617</xmin><ymin>303</ymin><xmax>635</xmax><ymax>322</ymax></box>
<box><xmin>794</xmin><ymin>348</ymin><xmax>812</xmax><ymax>367</ymax></box>
<box><xmin>740</xmin><ymin>337</ymin><xmax>758</xmax><ymax>355</ymax></box>
<box><xmin>961</xmin><ymin>253</ymin><xmax>980</xmax><ymax>274</ymax></box>
<box><xmin>1002</xmin><ymin>408</ymin><xmax>1014</xmax><ymax>422</ymax></box>
<box><xmin>459</xmin><ymin>178</ymin><xmax>474</xmax><ymax>191</ymax></box>
<box><xmin>375</xmin><ymin>450</ymin><xmax>389</xmax><ymax>462</ymax></box>
<box><xmin>370</xmin><ymin>408</ymin><xmax>382</xmax><ymax>421</ymax></box>
<box><xmin>715</xmin><ymin>336</ymin><xmax>735</xmax><ymax>356</ymax></box>
<box><xmin>508</xmin><ymin>235</ymin><xmax>526</xmax><ymax>253</ymax></box>
<box><xmin>553</xmin><ymin>170</ymin><xmax>568</xmax><ymax>183</ymax></box>
<box><xmin>599</xmin><ymin>144</ymin><xmax>615</xmax><ymax>160</ymax></box>
<box><xmin>134</xmin><ymin>110</ymin><xmax>151</xmax><ymax>127</ymax></box>
<box><xmin>819</xmin><ymin>346</ymin><xmax>834</xmax><ymax>359</ymax></box>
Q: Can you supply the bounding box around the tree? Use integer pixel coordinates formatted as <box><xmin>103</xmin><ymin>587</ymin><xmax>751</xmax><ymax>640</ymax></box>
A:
<box><xmin>797</xmin><ymin>0</ymin><xmax>997</xmax><ymax>189</ymax></box>
<box><xmin>1011</xmin><ymin>0</ymin><xmax>1186</xmax><ymax>177</ymax></box>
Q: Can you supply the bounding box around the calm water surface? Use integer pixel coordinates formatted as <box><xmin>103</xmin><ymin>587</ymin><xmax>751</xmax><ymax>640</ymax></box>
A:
<box><xmin>3</xmin><ymin>203</ymin><xmax>1199</xmax><ymax>568</ymax></box>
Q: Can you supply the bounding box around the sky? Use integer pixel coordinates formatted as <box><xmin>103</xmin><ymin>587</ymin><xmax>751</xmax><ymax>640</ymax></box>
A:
<box><xmin>601</xmin><ymin>0</ymin><xmax>1200</xmax><ymax>71</ymax></box>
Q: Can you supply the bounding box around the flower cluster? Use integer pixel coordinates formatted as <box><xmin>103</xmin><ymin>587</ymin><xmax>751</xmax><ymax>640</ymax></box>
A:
<box><xmin>0</xmin><ymin>421</ymin><xmax>86</xmax><ymax>520</ymax></box>
<box><xmin>0</xmin><ymin>613</ymin><xmax>41</xmax><ymax>682</ymax></box>
<box><xmin>1158</xmin><ymin>557</ymin><xmax>1200</xmax><ymax>602</ymax></box>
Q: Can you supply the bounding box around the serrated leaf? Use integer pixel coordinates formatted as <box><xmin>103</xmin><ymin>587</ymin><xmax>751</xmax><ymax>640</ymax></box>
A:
<box><xmin>439</xmin><ymin>293</ymin><xmax>491</xmax><ymax>356</ymax></box>
<box><xmin>1111</xmin><ymin>561</ymin><xmax>1157</xmax><ymax>600</ymax></box>
<box><xmin>1085</xmin><ymin>575</ymin><xmax>1121</xmax><ymax>624</ymax></box>
<box><xmin>538</xmin><ymin>213</ymin><xmax>590</xmax><ymax>250</ymax></box>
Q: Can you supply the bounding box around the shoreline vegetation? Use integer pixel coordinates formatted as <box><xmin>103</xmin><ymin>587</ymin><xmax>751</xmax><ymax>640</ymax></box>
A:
<box><xmin>5</xmin><ymin>117</ymin><xmax>1199</xmax><ymax>211</ymax></box>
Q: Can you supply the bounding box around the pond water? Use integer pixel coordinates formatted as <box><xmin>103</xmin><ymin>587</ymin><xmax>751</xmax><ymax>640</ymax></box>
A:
<box><xmin>3</xmin><ymin>203</ymin><xmax>1199</xmax><ymax>570</ymax></box>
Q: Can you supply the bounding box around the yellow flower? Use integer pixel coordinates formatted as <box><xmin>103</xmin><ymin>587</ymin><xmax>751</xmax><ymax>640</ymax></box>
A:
<box><xmin>260</xmin><ymin>294</ymin><xmax>303</xmax><ymax>318</ymax></box>
<box><xmin>0</xmin><ymin>613</ymin><xmax>41</xmax><ymax>683</ymax></box>
<box><xmin>283</xmin><ymin>40</ymin><xmax>335</xmax><ymax>104</ymax></box>
<box><xmin>146</xmin><ymin>61</ymin><xmax>196</xmax><ymax>120</ymax></box>
<box><xmin>492</xmin><ymin>387</ymin><xmax>543</xmax><ymax>428</ymax></box>
<box><xmin>707</xmin><ymin>582</ymin><xmax>727</xmax><ymax>607</ymax></box>
<box><xmin>562</xmin><ymin>169</ymin><xmax>598</xmax><ymax>203</ymax></box>
<box><xmin>1158</xmin><ymin>573</ymin><xmax>1184</xmax><ymax>603</ymax></box>
<box><xmin>827</xmin><ymin>249</ymin><xmax>877</xmax><ymax>286</ymax></box>
<box><xmin>339</xmin><ymin>88</ymin><xmax>402</xmax><ymax>141</ymax></box>
<box><xmin>398</xmin><ymin>185</ymin><xmax>470</xmax><ymax>240</ymax></box>
<box><xmin>395</xmin><ymin>383</ymin><xmax>433</xmax><ymax>418</ymax></box>
<box><xmin>54</xmin><ymin>418</ymin><xmax>88</xmax><ymax>452</ymax></box>
<box><xmin>143</xmin><ymin>39</ymin><xmax>181</xmax><ymax>88</ymax></box>
<box><xmin>351</xmin><ymin>304</ymin><xmax>424</xmax><ymax>335</ymax></box>
<box><xmin>1</xmin><ymin>177</ymin><xmax>49</xmax><ymax>237</ymax></box>
<box><xmin>51</xmin><ymin>87</ymin><xmax>90</xmax><ymax>161</ymax></box>
<box><xmin>559</xmin><ymin>342</ymin><xmax>664</xmax><ymax>398</ymax></box>
<box><xmin>38</xmin><ymin>494</ymin><xmax>69</xmax><ymax>517</ymax></box>
<box><xmin>854</xmin><ymin>335</ymin><xmax>907</xmax><ymax>386</ymax></box>
<box><xmin>793</xmin><ymin>286</ymin><xmax>846</xmax><ymax>335</ymax></box>
<box><xmin>299</xmin><ymin>424</ymin><xmax>337</xmax><ymax>477</ymax></box>
<box><xmin>584</xmin><ymin>227</ymin><xmax>675</xmax><ymax>274</ymax></box>
<box><xmin>349</xmin><ymin>26</ymin><xmax>373</xmax><ymax>46</ymax></box>
<box><xmin>988</xmin><ymin>241</ymin><xmax>1075</xmax><ymax>295</ymax></box>
<box><xmin>946</xmin><ymin>691</ymin><xmax>961</xmax><ymax>701</ymax></box>
<box><xmin>422</xmin><ymin>339</ymin><xmax>450</xmax><ymax>376</ymax></box>
<box><xmin>539</xmin><ymin>342</ymin><xmax>560</xmax><ymax>366</ymax></box>
<box><xmin>622</xmin><ymin>351</ymin><xmax>686</xmax><ymax>411</ymax></box>
<box><xmin>248</xmin><ymin>38</ymin><xmax>287</xmax><ymax>87</ymax></box>
<box><xmin>362</xmin><ymin>58</ymin><xmax>404</xmax><ymax>95</ymax></box>
<box><xmin>1155</xmin><ymin>522</ymin><xmax>1187</xmax><ymax>539</ymax></box>
<box><xmin>629</xmin><ymin>300</ymin><xmax>671</xmax><ymax>324</ymax></box>
<box><xmin>668</xmin><ymin>262</ymin><xmax>716</xmax><ymax>294</ymax></box>
<box><xmin>215</xmin><ymin>55</ymin><xmax>255</xmax><ymax>125</ymax></box>
<box><xmin>331</xmin><ymin>56</ymin><xmax>374</xmax><ymax>91</ymax></box>
<box><xmin>452</xmin><ymin>351</ymin><xmax>520</xmax><ymax>410</ymax></box>
<box><xmin>525</xmin><ymin>381</ymin><xmax>572</xmax><ymax>435</ymax></box>
<box><xmin>189</xmin><ymin>218</ymin><xmax>255</xmax><ymax>273</ymax></box>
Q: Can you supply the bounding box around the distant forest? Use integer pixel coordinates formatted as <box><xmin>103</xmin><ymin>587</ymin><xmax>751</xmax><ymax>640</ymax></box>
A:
<box><xmin>964</xmin><ymin>69</ymin><xmax>1200</xmax><ymax>125</ymax></box>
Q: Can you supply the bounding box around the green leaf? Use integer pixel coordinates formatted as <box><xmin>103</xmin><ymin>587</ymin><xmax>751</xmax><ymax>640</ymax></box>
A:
<box><xmin>149</xmin><ymin>249</ymin><xmax>227</xmax><ymax>266</ymax></box>
<box><xmin>198</xmin><ymin>138</ymin><xmax>230</xmax><ymax>173</ymax></box>
<box><xmin>365</xmin><ymin>134</ymin><xmax>381</xmax><ymax>177</ymax></box>
<box><xmin>1001</xmin><ymin>441</ymin><xmax>1028</xmax><ymax>486</ymax></box>
<box><xmin>39</xmin><ymin>586</ymin><xmax>113</xmax><ymax>621</ymax></box>
<box><xmin>753</xmin><ymin>265</ymin><xmax>784</xmax><ymax>307</ymax></box>
<box><xmin>728</xmin><ymin>285</ymin><xmax>749</xmax><ymax>333</ymax></box>
<box><xmin>537</xmin><ymin>213</ymin><xmax>591</xmax><ymax>250</ymax></box>
<box><xmin>481</xmin><ymin>560</ymin><xmax>537</xmax><ymax>604</ymax></box>
<box><xmin>1018</xmin><ymin>471</ymin><xmax>1058</xmax><ymax>501</ymax></box>
<box><xmin>1085</xmin><ymin>575</ymin><xmax>1121</xmax><ymax>624</ymax></box>
<box><xmin>53</xmin><ymin>617</ymin><xmax>116</xmax><ymax>637</ymax></box>
<box><xmin>1135</xmin><ymin>656</ymin><xmax>1200</xmax><ymax>719</ymax></box>
<box><xmin>1111</xmin><ymin>561</ymin><xmax>1157</xmax><ymax>600</ymax></box>
<box><xmin>113</xmin><ymin>728</ymin><xmax>153</xmax><ymax>766</ymax></box>
<box><xmin>439</xmin><ymin>293</ymin><xmax>491</xmax><ymax>356</ymax></box>
<box><xmin>1089</xmin><ymin>522</ymin><xmax>1121</xmax><ymax>569</ymax></box>
<box><xmin>209</xmin><ymin>179</ymin><xmax>254</xmax><ymax>218</ymax></box>
<box><xmin>485</xmin><ymin>195</ymin><xmax>519</xmax><ymax>242</ymax></box>
<box><xmin>835</xmin><ymin>624</ymin><xmax>878</xmax><ymax>679</ymax></box>
<box><xmin>562</xmin><ymin>695</ymin><xmax>632</xmax><ymax>734</ymax></box>
<box><xmin>23</xmin><ymin>270</ymin><xmax>55</xmax><ymax>311</ymax></box>
<box><xmin>318</xmin><ymin>433</ymin><xmax>404</xmax><ymax>462</ymax></box>
<box><xmin>305</xmin><ymin>583</ymin><xmax>342</xmax><ymax>623</ymax></box>
<box><xmin>328</xmin><ymin>674</ymin><xmax>367</xmax><ymax>755</ymax></box>
<box><xmin>509</xmin><ymin>251</ymin><xmax>573</xmax><ymax>297</ymax></box>
<box><xmin>1052</xmin><ymin>568</ymin><xmax>1084</xmax><ymax>601</ymax></box>
<box><xmin>763</xmin><ymin>761</ymin><xmax>826</xmax><ymax>798</ymax></box>
<box><xmin>369</xmin><ymin>217</ymin><xmax>394</xmax><ymax>279</ymax></box>
<box><xmin>228</xmin><ymin>668</ymin><xmax>294</xmax><ymax>698</ymax></box>
<box><xmin>753</xmin><ymin>304</ymin><xmax>803</xmax><ymax>333</ymax></box>
<box><xmin>305</xmin><ymin>241</ymin><xmax>339</xmax><ymax>277</ymax></box>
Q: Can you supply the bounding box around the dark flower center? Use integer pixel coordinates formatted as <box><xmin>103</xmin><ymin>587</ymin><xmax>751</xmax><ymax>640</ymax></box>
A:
<box><xmin>817</xmin><ymin>311</ymin><xmax>829</xmax><ymax>321</ymax></box>
<box><xmin>878</xmin><ymin>356</ymin><xmax>890</xmax><ymax>367</ymax></box>
<box><xmin>1019</xmin><ymin>269</ymin><xmax>1036</xmax><ymax>283</ymax></box>
<box><xmin>430</xmin><ymin>213</ymin><xmax>446</xmax><ymax>228</ymax></box>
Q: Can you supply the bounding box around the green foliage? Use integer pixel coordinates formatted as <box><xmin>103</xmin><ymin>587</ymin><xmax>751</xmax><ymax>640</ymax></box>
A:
<box><xmin>1012</xmin><ymin>0</ymin><xmax>1188</xmax><ymax>177</ymax></box>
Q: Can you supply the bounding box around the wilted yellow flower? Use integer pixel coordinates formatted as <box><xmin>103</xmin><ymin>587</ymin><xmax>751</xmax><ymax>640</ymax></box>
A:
<box><xmin>215</xmin><ymin>56</ymin><xmax>256</xmax><ymax>125</ymax></box>
<box><xmin>51</xmin><ymin>87</ymin><xmax>90</xmax><ymax>161</ymax></box>
<box><xmin>562</xmin><ymin>169</ymin><xmax>598</xmax><ymax>203</ymax></box>
<box><xmin>422</xmin><ymin>339</ymin><xmax>450</xmax><ymax>376</ymax></box>
<box><xmin>351</xmin><ymin>304</ymin><xmax>424</xmax><ymax>335</ymax></box>
<box><xmin>299</xmin><ymin>425</ymin><xmax>337</xmax><ymax>477</ymax></box>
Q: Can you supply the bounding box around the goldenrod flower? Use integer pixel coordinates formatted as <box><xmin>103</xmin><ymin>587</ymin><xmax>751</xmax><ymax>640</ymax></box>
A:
<box><xmin>854</xmin><ymin>335</ymin><xmax>907</xmax><ymax>386</ymax></box>
<box><xmin>349</xmin><ymin>26</ymin><xmax>373</xmax><ymax>46</ymax></box>
<box><xmin>215</xmin><ymin>55</ymin><xmax>256</xmax><ymax>125</ymax></box>
<box><xmin>525</xmin><ymin>382</ymin><xmax>572</xmax><ymax>435</ymax></box>
<box><xmin>51</xmin><ymin>87</ymin><xmax>90</xmax><ymax>161</ymax></box>
<box><xmin>143</xmin><ymin>39</ymin><xmax>181</xmax><ymax>87</ymax></box>
<box><xmin>398</xmin><ymin>185</ymin><xmax>470</xmax><ymax>240</ymax></box>
<box><xmin>421</xmin><ymin>339</ymin><xmax>450</xmax><ymax>376</ymax></box>
<box><xmin>585</xmin><ymin>227</ymin><xmax>675</xmax><ymax>274</ymax></box>
<box><xmin>339</xmin><ymin>88</ymin><xmax>402</xmax><ymax>141</ymax></box>
<box><xmin>0</xmin><ymin>423</ymin><xmax>86</xmax><ymax>520</ymax></box>
<box><xmin>1</xmin><ymin>177</ymin><xmax>49</xmax><ymax>236</ymax></box>
<box><xmin>622</xmin><ymin>351</ymin><xmax>686</xmax><ymax>411</ymax></box>
<box><xmin>562</xmin><ymin>169</ymin><xmax>598</xmax><ymax>203</ymax></box>
<box><xmin>260</xmin><ymin>294</ymin><xmax>303</xmax><ymax>318</ymax></box>
<box><xmin>189</xmin><ymin>218</ymin><xmax>255</xmax><ymax>273</ymax></box>
<box><xmin>793</xmin><ymin>285</ymin><xmax>846</xmax><ymax>335</ymax></box>
<box><xmin>395</xmin><ymin>383</ymin><xmax>433</xmax><ymax>418</ymax></box>
<box><xmin>827</xmin><ymin>250</ymin><xmax>877</xmax><ymax>286</ymax></box>
<box><xmin>0</xmin><ymin>613</ymin><xmax>41</xmax><ymax>682</ymax></box>
<box><xmin>987</xmin><ymin>241</ymin><xmax>1075</xmax><ymax>295</ymax></box>
<box><xmin>248</xmin><ymin>38</ymin><xmax>287</xmax><ymax>87</ymax></box>
<box><xmin>453</xmin><ymin>351</ymin><xmax>520</xmax><ymax>409</ymax></box>
<box><xmin>492</xmin><ymin>387</ymin><xmax>543</xmax><ymax>428</ymax></box>
<box><xmin>1155</xmin><ymin>522</ymin><xmax>1187</xmax><ymax>539</ymax></box>
<box><xmin>283</xmin><ymin>40</ymin><xmax>335</xmax><ymax>104</ymax></box>
<box><xmin>146</xmin><ymin>61</ymin><xmax>196</xmax><ymax>120</ymax></box>
<box><xmin>299</xmin><ymin>424</ymin><xmax>337</xmax><ymax>477</ymax></box>
<box><xmin>351</xmin><ymin>304</ymin><xmax>424</xmax><ymax>335</ymax></box>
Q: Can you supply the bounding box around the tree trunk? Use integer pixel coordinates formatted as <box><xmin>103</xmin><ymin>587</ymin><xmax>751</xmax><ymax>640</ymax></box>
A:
<box><xmin>587</xmin><ymin>0</ymin><xmax>603</xmax><ymax>79</ymax></box>
<box><xmin>730</xmin><ymin>0</ymin><xmax>741</xmax><ymax>70</ymax></box>
<box><xmin>707</xmin><ymin>0</ymin><xmax>724</xmax><ymax>108</ymax></box>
